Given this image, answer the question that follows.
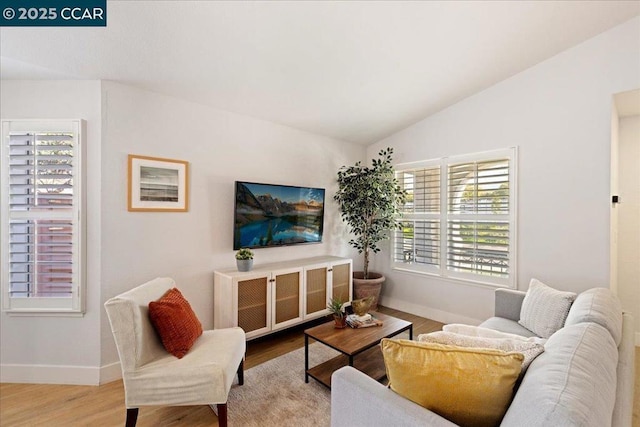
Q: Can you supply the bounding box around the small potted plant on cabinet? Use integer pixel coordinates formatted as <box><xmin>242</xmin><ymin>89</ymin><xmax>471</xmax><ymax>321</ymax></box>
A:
<box><xmin>235</xmin><ymin>248</ymin><xmax>254</xmax><ymax>272</ymax></box>
<box><xmin>327</xmin><ymin>296</ymin><xmax>347</xmax><ymax>328</ymax></box>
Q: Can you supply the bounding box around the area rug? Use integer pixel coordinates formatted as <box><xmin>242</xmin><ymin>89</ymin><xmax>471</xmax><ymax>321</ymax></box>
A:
<box><xmin>226</xmin><ymin>343</ymin><xmax>340</xmax><ymax>427</ymax></box>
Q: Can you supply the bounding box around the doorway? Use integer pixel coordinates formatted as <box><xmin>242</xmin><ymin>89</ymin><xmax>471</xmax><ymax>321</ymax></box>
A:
<box><xmin>611</xmin><ymin>88</ymin><xmax>640</xmax><ymax>346</ymax></box>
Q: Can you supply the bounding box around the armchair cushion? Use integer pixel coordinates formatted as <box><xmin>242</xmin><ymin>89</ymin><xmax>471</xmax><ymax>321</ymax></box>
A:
<box><xmin>124</xmin><ymin>328</ymin><xmax>246</xmax><ymax>407</ymax></box>
<box><xmin>149</xmin><ymin>287</ymin><xmax>203</xmax><ymax>358</ymax></box>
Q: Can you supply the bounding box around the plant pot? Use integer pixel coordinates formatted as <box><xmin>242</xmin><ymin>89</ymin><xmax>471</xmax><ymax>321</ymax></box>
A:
<box><xmin>352</xmin><ymin>272</ymin><xmax>385</xmax><ymax>311</ymax></box>
<box><xmin>236</xmin><ymin>259</ymin><xmax>253</xmax><ymax>272</ymax></box>
<box><xmin>333</xmin><ymin>315</ymin><xmax>347</xmax><ymax>329</ymax></box>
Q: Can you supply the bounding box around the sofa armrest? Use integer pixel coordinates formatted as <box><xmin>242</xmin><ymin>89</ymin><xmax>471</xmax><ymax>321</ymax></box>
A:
<box><xmin>330</xmin><ymin>367</ymin><xmax>458</xmax><ymax>427</ymax></box>
<box><xmin>495</xmin><ymin>288</ymin><xmax>526</xmax><ymax>321</ymax></box>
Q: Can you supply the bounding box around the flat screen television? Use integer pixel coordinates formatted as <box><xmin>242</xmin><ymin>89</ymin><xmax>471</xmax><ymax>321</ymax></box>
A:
<box><xmin>233</xmin><ymin>181</ymin><xmax>325</xmax><ymax>250</ymax></box>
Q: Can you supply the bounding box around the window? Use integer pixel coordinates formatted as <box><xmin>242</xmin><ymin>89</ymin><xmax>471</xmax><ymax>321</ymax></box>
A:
<box><xmin>1</xmin><ymin>120</ymin><xmax>85</xmax><ymax>314</ymax></box>
<box><xmin>393</xmin><ymin>148</ymin><xmax>516</xmax><ymax>288</ymax></box>
<box><xmin>394</xmin><ymin>163</ymin><xmax>441</xmax><ymax>271</ymax></box>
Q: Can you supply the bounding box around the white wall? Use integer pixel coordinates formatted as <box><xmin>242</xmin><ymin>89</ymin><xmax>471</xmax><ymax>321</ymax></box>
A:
<box><xmin>0</xmin><ymin>80</ymin><xmax>104</xmax><ymax>384</ymax></box>
<box><xmin>0</xmin><ymin>79</ymin><xmax>362</xmax><ymax>385</ymax></box>
<box><xmin>98</xmin><ymin>81</ymin><xmax>363</xmax><ymax>374</ymax></box>
<box><xmin>367</xmin><ymin>17</ymin><xmax>640</xmax><ymax>324</ymax></box>
<box><xmin>617</xmin><ymin>115</ymin><xmax>640</xmax><ymax>341</ymax></box>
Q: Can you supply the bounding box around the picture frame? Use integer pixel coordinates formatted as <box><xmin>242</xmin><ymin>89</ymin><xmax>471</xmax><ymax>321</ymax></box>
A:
<box><xmin>128</xmin><ymin>154</ymin><xmax>189</xmax><ymax>212</ymax></box>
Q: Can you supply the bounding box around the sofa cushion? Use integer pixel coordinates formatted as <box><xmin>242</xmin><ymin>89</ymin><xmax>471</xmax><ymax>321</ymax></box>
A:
<box><xmin>148</xmin><ymin>287</ymin><xmax>203</xmax><ymax>358</ymax></box>
<box><xmin>443</xmin><ymin>323</ymin><xmax>543</xmax><ymax>341</ymax></box>
<box><xmin>418</xmin><ymin>330</ymin><xmax>544</xmax><ymax>373</ymax></box>
<box><xmin>479</xmin><ymin>317</ymin><xmax>539</xmax><ymax>338</ymax></box>
<box><xmin>501</xmin><ymin>322</ymin><xmax>618</xmax><ymax>427</ymax></box>
<box><xmin>565</xmin><ymin>287</ymin><xmax>623</xmax><ymax>346</ymax></box>
<box><xmin>381</xmin><ymin>338</ymin><xmax>523</xmax><ymax>427</ymax></box>
<box><xmin>518</xmin><ymin>278</ymin><xmax>576</xmax><ymax>338</ymax></box>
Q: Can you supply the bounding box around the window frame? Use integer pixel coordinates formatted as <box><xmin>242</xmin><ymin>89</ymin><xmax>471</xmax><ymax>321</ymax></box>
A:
<box><xmin>1</xmin><ymin>119</ymin><xmax>86</xmax><ymax>315</ymax></box>
<box><xmin>393</xmin><ymin>158</ymin><xmax>443</xmax><ymax>276</ymax></box>
<box><xmin>392</xmin><ymin>147</ymin><xmax>517</xmax><ymax>289</ymax></box>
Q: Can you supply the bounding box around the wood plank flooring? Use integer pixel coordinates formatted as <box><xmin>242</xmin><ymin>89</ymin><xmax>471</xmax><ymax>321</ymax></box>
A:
<box><xmin>0</xmin><ymin>307</ymin><xmax>440</xmax><ymax>426</ymax></box>
<box><xmin>1</xmin><ymin>307</ymin><xmax>638</xmax><ymax>426</ymax></box>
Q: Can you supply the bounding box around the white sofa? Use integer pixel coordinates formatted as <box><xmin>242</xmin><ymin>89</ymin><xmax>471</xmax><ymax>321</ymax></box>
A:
<box><xmin>331</xmin><ymin>287</ymin><xmax>635</xmax><ymax>427</ymax></box>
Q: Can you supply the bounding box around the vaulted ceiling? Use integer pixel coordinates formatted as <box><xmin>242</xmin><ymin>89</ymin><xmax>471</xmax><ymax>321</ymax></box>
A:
<box><xmin>2</xmin><ymin>1</ymin><xmax>639</xmax><ymax>144</ymax></box>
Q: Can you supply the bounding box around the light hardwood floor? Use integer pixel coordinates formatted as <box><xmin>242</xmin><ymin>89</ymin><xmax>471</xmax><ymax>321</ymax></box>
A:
<box><xmin>0</xmin><ymin>307</ymin><xmax>637</xmax><ymax>426</ymax></box>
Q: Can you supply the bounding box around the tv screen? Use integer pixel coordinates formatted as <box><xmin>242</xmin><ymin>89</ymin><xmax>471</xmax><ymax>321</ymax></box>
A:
<box><xmin>233</xmin><ymin>181</ymin><xmax>325</xmax><ymax>250</ymax></box>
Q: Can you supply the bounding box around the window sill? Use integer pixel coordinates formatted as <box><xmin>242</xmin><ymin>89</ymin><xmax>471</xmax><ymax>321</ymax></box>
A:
<box><xmin>4</xmin><ymin>309</ymin><xmax>85</xmax><ymax>318</ymax></box>
<box><xmin>391</xmin><ymin>265</ymin><xmax>515</xmax><ymax>290</ymax></box>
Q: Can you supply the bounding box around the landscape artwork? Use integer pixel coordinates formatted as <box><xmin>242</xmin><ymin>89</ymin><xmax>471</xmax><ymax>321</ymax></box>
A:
<box><xmin>140</xmin><ymin>166</ymin><xmax>179</xmax><ymax>202</ymax></box>
<box><xmin>234</xmin><ymin>181</ymin><xmax>325</xmax><ymax>250</ymax></box>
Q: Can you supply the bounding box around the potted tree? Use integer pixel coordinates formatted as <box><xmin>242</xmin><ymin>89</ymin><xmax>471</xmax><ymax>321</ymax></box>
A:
<box><xmin>334</xmin><ymin>148</ymin><xmax>406</xmax><ymax>310</ymax></box>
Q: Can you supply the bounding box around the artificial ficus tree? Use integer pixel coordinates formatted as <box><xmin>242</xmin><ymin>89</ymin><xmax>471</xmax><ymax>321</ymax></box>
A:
<box><xmin>334</xmin><ymin>148</ymin><xmax>406</xmax><ymax>279</ymax></box>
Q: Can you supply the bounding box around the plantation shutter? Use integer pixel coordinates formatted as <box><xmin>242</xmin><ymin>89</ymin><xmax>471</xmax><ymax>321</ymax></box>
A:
<box><xmin>394</xmin><ymin>220</ymin><xmax>440</xmax><ymax>266</ymax></box>
<box><xmin>2</xmin><ymin>120</ymin><xmax>84</xmax><ymax>312</ymax></box>
<box><xmin>447</xmin><ymin>158</ymin><xmax>510</xmax><ymax>279</ymax></box>
<box><xmin>394</xmin><ymin>165</ymin><xmax>441</xmax><ymax>270</ymax></box>
<box><xmin>392</xmin><ymin>148</ymin><xmax>516</xmax><ymax>288</ymax></box>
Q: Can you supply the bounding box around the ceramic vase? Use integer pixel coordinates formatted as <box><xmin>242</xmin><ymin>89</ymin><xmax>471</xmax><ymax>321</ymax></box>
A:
<box><xmin>236</xmin><ymin>259</ymin><xmax>253</xmax><ymax>272</ymax></box>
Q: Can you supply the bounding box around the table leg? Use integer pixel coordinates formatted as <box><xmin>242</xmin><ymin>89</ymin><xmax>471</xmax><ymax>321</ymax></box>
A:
<box><xmin>304</xmin><ymin>334</ymin><xmax>309</xmax><ymax>383</ymax></box>
<box><xmin>409</xmin><ymin>325</ymin><xmax>413</xmax><ymax>340</ymax></box>
<box><xmin>349</xmin><ymin>355</ymin><xmax>354</xmax><ymax>367</ymax></box>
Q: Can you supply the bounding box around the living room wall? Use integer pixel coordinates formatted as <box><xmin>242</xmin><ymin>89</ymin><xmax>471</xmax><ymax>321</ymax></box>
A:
<box><xmin>367</xmin><ymin>17</ymin><xmax>640</xmax><ymax>325</ymax></box>
<box><xmin>98</xmin><ymin>81</ymin><xmax>363</xmax><ymax>379</ymax></box>
<box><xmin>0</xmin><ymin>79</ymin><xmax>362</xmax><ymax>384</ymax></box>
<box><xmin>0</xmin><ymin>80</ymin><xmax>104</xmax><ymax>384</ymax></box>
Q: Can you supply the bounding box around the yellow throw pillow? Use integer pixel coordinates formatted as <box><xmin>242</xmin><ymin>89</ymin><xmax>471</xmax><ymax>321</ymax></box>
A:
<box><xmin>381</xmin><ymin>339</ymin><xmax>523</xmax><ymax>427</ymax></box>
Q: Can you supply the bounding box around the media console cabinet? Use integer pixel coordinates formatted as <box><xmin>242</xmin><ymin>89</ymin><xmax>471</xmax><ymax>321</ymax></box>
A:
<box><xmin>214</xmin><ymin>256</ymin><xmax>352</xmax><ymax>340</ymax></box>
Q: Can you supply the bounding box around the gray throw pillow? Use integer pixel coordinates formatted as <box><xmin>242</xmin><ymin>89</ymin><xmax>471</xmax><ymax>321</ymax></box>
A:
<box><xmin>518</xmin><ymin>279</ymin><xmax>576</xmax><ymax>338</ymax></box>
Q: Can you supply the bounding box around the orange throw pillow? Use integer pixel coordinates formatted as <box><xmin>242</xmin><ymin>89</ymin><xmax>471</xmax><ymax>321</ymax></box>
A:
<box><xmin>148</xmin><ymin>288</ymin><xmax>203</xmax><ymax>358</ymax></box>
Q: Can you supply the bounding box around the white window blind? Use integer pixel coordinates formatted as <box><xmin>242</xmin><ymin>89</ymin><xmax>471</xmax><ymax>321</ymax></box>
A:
<box><xmin>1</xmin><ymin>120</ymin><xmax>85</xmax><ymax>313</ymax></box>
<box><xmin>398</xmin><ymin>167</ymin><xmax>440</xmax><ymax>214</ymax></box>
<box><xmin>394</xmin><ymin>220</ymin><xmax>440</xmax><ymax>267</ymax></box>
<box><xmin>393</xmin><ymin>163</ymin><xmax>441</xmax><ymax>273</ymax></box>
<box><xmin>393</xmin><ymin>149</ymin><xmax>516</xmax><ymax>288</ymax></box>
<box><xmin>447</xmin><ymin>158</ymin><xmax>510</xmax><ymax>279</ymax></box>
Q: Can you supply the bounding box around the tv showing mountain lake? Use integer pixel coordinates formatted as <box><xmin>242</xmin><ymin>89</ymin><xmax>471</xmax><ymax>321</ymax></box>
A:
<box><xmin>233</xmin><ymin>181</ymin><xmax>325</xmax><ymax>250</ymax></box>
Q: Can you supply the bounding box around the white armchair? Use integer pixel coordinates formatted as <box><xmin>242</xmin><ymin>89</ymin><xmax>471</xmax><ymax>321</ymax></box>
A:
<box><xmin>104</xmin><ymin>277</ymin><xmax>245</xmax><ymax>427</ymax></box>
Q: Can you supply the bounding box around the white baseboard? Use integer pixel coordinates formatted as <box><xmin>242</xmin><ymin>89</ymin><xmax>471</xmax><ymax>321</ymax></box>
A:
<box><xmin>100</xmin><ymin>361</ymin><xmax>122</xmax><ymax>384</ymax></box>
<box><xmin>1</xmin><ymin>363</ymin><xmax>101</xmax><ymax>385</ymax></box>
<box><xmin>378</xmin><ymin>296</ymin><xmax>483</xmax><ymax>327</ymax></box>
<box><xmin>1</xmin><ymin>361</ymin><xmax>122</xmax><ymax>385</ymax></box>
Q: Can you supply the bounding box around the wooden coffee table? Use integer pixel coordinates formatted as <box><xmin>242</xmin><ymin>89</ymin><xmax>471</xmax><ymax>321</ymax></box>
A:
<box><xmin>304</xmin><ymin>312</ymin><xmax>412</xmax><ymax>388</ymax></box>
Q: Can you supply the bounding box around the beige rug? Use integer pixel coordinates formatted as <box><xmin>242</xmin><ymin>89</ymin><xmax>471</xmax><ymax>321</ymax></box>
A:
<box><xmin>227</xmin><ymin>343</ymin><xmax>340</xmax><ymax>427</ymax></box>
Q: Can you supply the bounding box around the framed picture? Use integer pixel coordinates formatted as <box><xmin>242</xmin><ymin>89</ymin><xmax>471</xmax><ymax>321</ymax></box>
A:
<box><xmin>128</xmin><ymin>155</ymin><xmax>189</xmax><ymax>212</ymax></box>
